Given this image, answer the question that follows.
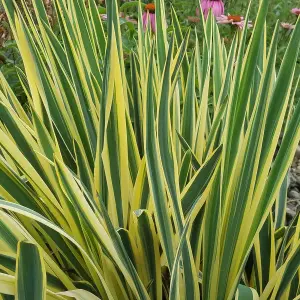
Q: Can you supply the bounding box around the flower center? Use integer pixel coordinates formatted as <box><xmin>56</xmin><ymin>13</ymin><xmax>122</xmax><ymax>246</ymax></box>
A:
<box><xmin>145</xmin><ymin>3</ymin><xmax>155</xmax><ymax>13</ymax></box>
<box><xmin>228</xmin><ymin>15</ymin><xmax>243</xmax><ymax>22</ymax></box>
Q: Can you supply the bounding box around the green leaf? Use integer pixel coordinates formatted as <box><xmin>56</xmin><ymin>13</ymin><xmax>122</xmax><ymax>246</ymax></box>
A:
<box><xmin>16</xmin><ymin>241</ymin><xmax>46</xmax><ymax>300</ymax></box>
<box><xmin>236</xmin><ymin>284</ymin><xmax>259</xmax><ymax>299</ymax></box>
<box><xmin>56</xmin><ymin>289</ymin><xmax>101</xmax><ymax>300</ymax></box>
<box><xmin>144</xmin><ymin>46</ymin><xmax>175</xmax><ymax>269</ymax></box>
<box><xmin>120</xmin><ymin>1</ymin><xmax>145</xmax><ymax>12</ymax></box>
<box><xmin>181</xmin><ymin>146</ymin><xmax>222</xmax><ymax>215</ymax></box>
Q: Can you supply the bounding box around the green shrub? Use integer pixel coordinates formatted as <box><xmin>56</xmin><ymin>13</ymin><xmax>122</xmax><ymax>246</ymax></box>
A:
<box><xmin>0</xmin><ymin>0</ymin><xmax>299</xmax><ymax>299</ymax></box>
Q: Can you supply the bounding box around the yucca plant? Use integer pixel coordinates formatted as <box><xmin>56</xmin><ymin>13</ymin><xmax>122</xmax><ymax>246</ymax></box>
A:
<box><xmin>0</xmin><ymin>0</ymin><xmax>299</xmax><ymax>299</ymax></box>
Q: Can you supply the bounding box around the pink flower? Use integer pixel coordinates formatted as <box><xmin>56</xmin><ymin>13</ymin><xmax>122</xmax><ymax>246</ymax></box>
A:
<box><xmin>216</xmin><ymin>15</ymin><xmax>253</xmax><ymax>30</ymax></box>
<box><xmin>142</xmin><ymin>3</ymin><xmax>156</xmax><ymax>33</ymax></box>
<box><xmin>100</xmin><ymin>14</ymin><xmax>108</xmax><ymax>21</ymax></box>
<box><xmin>291</xmin><ymin>8</ymin><xmax>300</xmax><ymax>15</ymax></box>
<box><xmin>281</xmin><ymin>22</ymin><xmax>295</xmax><ymax>30</ymax></box>
<box><xmin>198</xmin><ymin>0</ymin><xmax>224</xmax><ymax>19</ymax></box>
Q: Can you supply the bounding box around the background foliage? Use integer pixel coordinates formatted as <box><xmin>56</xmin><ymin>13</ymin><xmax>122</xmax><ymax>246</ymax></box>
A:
<box><xmin>1</xmin><ymin>0</ymin><xmax>300</xmax><ymax>102</ymax></box>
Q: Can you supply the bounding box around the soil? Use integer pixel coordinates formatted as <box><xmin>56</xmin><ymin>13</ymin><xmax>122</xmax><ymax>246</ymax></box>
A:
<box><xmin>287</xmin><ymin>145</ymin><xmax>300</xmax><ymax>222</ymax></box>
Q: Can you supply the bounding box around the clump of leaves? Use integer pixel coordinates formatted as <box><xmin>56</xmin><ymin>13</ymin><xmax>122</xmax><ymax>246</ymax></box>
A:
<box><xmin>0</xmin><ymin>40</ymin><xmax>26</xmax><ymax>105</ymax></box>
